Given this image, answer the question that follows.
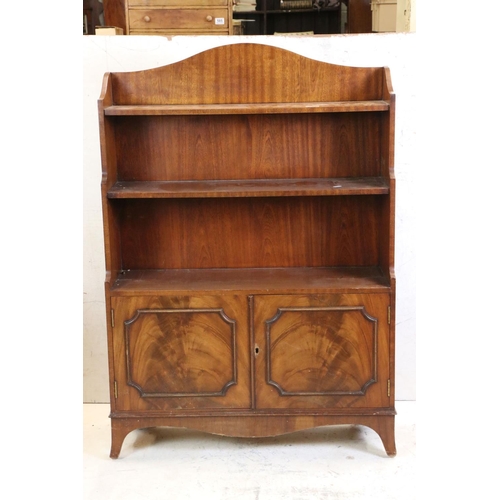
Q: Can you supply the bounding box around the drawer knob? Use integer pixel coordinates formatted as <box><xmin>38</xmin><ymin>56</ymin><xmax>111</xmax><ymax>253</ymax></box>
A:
<box><xmin>206</xmin><ymin>15</ymin><xmax>213</xmax><ymax>22</ymax></box>
<box><xmin>144</xmin><ymin>15</ymin><xmax>151</xmax><ymax>22</ymax></box>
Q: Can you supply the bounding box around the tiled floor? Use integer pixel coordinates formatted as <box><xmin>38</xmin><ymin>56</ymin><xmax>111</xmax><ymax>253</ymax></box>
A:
<box><xmin>84</xmin><ymin>401</ymin><xmax>416</xmax><ymax>500</ymax></box>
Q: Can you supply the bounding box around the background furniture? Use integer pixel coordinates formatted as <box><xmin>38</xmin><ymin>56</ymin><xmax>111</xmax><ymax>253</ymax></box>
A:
<box><xmin>233</xmin><ymin>0</ymin><xmax>343</xmax><ymax>35</ymax></box>
<box><xmin>84</xmin><ymin>0</ymin><xmax>104</xmax><ymax>34</ymax></box>
<box><xmin>102</xmin><ymin>0</ymin><xmax>372</xmax><ymax>34</ymax></box>
<box><xmin>98</xmin><ymin>43</ymin><xmax>396</xmax><ymax>458</ymax></box>
<box><xmin>347</xmin><ymin>0</ymin><xmax>372</xmax><ymax>33</ymax></box>
<box><xmin>103</xmin><ymin>0</ymin><xmax>233</xmax><ymax>35</ymax></box>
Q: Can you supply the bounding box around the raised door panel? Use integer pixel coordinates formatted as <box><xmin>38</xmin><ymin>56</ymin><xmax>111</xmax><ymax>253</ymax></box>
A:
<box><xmin>111</xmin><ymin>295</ymin><xmax>251</xmax><ymax>411</ymax></box>
<box><xmin>253</xmin><ymin>294</ymin><xmax>390</xmax><ymax>409</ymax></box>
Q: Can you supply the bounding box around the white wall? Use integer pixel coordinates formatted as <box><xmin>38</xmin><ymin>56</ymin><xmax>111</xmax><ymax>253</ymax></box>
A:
<box><xmin>397</xmin><ymin>0</ymin><xmax>416</xmax><ymax>32</ymax></box>
<box><xmin>83</xmin><ymin>34</ymin><xmax>416</xmax><ymax>402</ymax></box>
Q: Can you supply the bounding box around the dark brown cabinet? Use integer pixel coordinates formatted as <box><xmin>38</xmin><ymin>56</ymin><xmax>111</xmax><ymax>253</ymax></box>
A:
<box><xmin>233</xmin><ymin>1</ymin><xmax>344</xmax><ymax>35</ymax></box>
<box><xmin>84</xmin><ymin>0</ymin><xmax>104</xmax><ymax>34</ymax></box>
<box><xmin>98</xmin><ymin>43</ymin><xmax>396</xmax><ymax>458</ymax></box>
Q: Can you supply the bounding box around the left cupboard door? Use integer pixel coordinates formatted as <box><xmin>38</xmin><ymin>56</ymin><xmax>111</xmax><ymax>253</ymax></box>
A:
<box><xmin>109</xmin><ymin>295</ymin><xmax>251</xmax><ymax>411</ymax></box>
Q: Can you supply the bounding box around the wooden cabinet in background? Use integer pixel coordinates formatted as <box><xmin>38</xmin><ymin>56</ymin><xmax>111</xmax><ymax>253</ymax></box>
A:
<box><xmin>233</xmin><ymin>0</ymin><xmax>344</xmax><ymax>35</ymax></box>
<box><xmin>102</xmin><ymin>0</ymin><xmax>126</xmax><ymax>29</ymax></box>
<box><xmin>345</xmin><ymin>0</ymin><xmax>372</xmax><ymax>33</ymax></box>
<box><xmin>98</xmin><ymin>43</ymin><xmax>396</xmax><ymax>458</ymax></box>
<box><xmin>103</xmin><ymin>0</ymin><xmax>232</xmax><ymax>35</ymax></box>
<box><xmin>84</xmin><ymin>0</ymin><xmax>104</xmax><ymax>34</ymax></box>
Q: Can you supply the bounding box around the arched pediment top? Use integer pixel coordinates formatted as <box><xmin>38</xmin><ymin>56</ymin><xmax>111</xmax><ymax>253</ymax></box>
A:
<box><xmin>108</xmin><ymin>43</ymin><xmax>389</xmax><ymax>106</ymax></box>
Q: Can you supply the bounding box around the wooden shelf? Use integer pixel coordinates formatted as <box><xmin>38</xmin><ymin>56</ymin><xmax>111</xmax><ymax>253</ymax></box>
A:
<box><xmin>104</xmin><ymin>101</ymin><xmax>390</xmax><ymax>116</ymax></box>
<box><xmin>110</xmin><ymin>266</ymin><xmax>390</xmax><ymax>295</ymax></box>
<box><xmin>107</xmin><ymin>177</ymin><xmax>389</xmax><ymax>199</ymax></box>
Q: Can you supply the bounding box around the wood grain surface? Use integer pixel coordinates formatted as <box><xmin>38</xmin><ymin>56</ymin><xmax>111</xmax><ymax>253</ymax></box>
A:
<box><xmin>111</xmin><ymin>295</ymin><xmax>251</xmax><ymax>411</ymax></box>
<box><xmin>254</xmin><ymin>294</ymin><xmax>390</xmax><ymax>409</ymax></box>
<box><xmin>117</xmin><ymin>196</ymin><xmax>381</xmax><ymax>269</ymax></box>
<box><xmin>109</xmin><ymin>43</ymin><xmax>385</xmax><ymax>105</ymax></box>
<box><xmin>111</xmin><ymin>267</ymin><xmax>390</xmax><ymax>296</ymax></box>
<box><xmin>112</xmin><ymin>113</ymin><xmax>382</xmax><ymax>181</ymax></box>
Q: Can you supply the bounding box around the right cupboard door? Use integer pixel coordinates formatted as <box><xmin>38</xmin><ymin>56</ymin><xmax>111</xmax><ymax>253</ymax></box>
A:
<box><xmin>253</xmin><ymin>294</ymin><xmax>391</xmax><ymax>410</ymax></box>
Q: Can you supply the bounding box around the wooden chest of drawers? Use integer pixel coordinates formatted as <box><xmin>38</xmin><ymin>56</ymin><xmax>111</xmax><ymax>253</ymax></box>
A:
<box><xmin>105</xmin><ymin>0</ymin><xmax>232</xmax><ymax>35</ymax></box>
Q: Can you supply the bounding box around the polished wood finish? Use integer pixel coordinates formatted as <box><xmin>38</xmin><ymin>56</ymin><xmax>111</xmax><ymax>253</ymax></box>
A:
<box><xmin>116</xmin><ymin>197</ymin><xmax>382</xmax><ymax>269</ymax></box>
<box><xmin>98</xmin><ymin>44</ymin><xmax>396</xmax><ymax>458</ymax></box>
<box><xmin>107</xmin><ymin>177</ymin><xmax>389</xmax><ymax>199</ymax></box>
<box><xmin>104</xmin><ymin>101</ymin><xmax>389</xmax><ymax>115</ymax></box>
<box><xmin>110</xmin><ymin>414</ymin><xmax>396</xmax><ymax>459</ymax></box>
<box><xmin>253</xmin><ymin>294</ymin><xmax>390</xmax><ymax>409</ymax></box>
<box><xmin>110</xmin><ymin>113</ymin><xmax>383</xmax><ymax>180</ymax></box>
<box><xmin>106</xmin><ymin>46</ymin><xmax>384</xmax><ymax>104</ymax></box>
<box><xmin>111</xmin><ymin>295</ymin><xmax>251</xmax><ymax>411</ymax></box>
<box><xmin>111</xmin><ymin>267</ymin><xmax>389</xmax><ymax>295</ymax></box>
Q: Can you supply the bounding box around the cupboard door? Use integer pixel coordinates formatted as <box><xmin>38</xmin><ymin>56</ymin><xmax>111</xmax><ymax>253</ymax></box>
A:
<box><xmin>253</xmin><ymin>294</ymin><xmax>391</xmax><ymax>409</ymax></box>
<box><xmin>111</xmin><ymin>295</ymin><xmax>251</xmax><ymax>411</ymax></box>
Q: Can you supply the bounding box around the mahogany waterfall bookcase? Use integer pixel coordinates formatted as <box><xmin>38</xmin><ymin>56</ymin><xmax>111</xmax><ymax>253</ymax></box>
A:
<box><xmin>98</xmin><ymin>43</ymin><xmax>397</xmax><ymax>458</ymax></box>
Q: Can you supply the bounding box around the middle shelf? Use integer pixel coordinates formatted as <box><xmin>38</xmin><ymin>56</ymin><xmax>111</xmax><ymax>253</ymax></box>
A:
<box><xmin>107</xmin><ymin>177</ymin><xmax>389</xmax><ymax>199</ymax></box>
<box><xmin>110</xmin><ymin>266</ymin><xmax>391</xmax><ymax>295</ymax></box>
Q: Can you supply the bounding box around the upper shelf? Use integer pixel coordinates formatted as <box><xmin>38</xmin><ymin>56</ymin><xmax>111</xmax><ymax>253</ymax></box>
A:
<box><xmin>107</xmin><ymin>177</ymin><xmax>389</xmax><ymax>199</ymax></box>
<box><xmin>104</xmin><ymin>100</ymin><xmax>390</xmax><ymax>116</ymax></box>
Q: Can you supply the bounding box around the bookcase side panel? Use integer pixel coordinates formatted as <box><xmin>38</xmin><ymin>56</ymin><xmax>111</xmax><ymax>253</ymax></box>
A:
<box><xmin>99</xmin><ymin>77</ymin><xmax>122</xmax><ymax>285</ymax></box>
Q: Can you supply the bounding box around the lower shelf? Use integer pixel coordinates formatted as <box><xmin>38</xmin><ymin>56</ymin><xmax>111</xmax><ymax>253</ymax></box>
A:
<box><xmin>110</xmin><ymin>266</ymin><xmax>390</xmax><ymax>295</ymax></box>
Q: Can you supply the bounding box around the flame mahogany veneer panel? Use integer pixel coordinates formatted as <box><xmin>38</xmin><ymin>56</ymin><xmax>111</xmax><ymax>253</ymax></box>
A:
<box><xmin>253</xmin><ymin>294</ymin><xmax>390</xmax><ymax>409</ymax></box>
<box><xmin>111</xmin><ymin>295</ymin><xmax>251</xmax><ymax>411</ymax></box>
